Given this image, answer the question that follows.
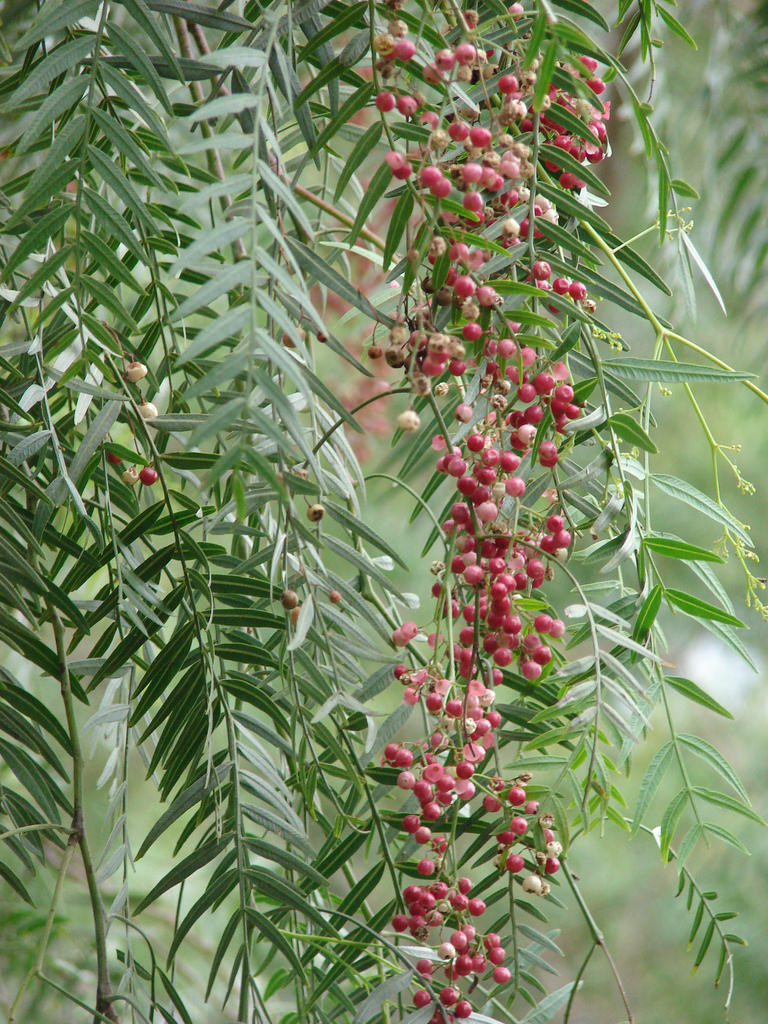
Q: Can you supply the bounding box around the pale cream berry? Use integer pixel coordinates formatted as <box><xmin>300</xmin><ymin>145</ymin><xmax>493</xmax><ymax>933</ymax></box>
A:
<box><xmin>138</xmin><ymin>400</ymin><xmax>158</xmax><ymax>419</ymax></box>
<box><xmin>373</xmin><ymin>33</ymin><xmax>395</xmax><ymax>56</ymax></box>
<box><xmin>121</xmin><ymin>466</ymin><xmax>139</xmax><ymax>486</ymax></box>
<box><xmin>125</xmin><ymin>361</ymin><xmax>148</xmax><ymax>382</ymax></box>
<box><xmin>397</xmin><ymin>409</ymin><xmax>421</xmax><ymax>433</ymax></box>
<box><xmin>522</xmin><ymin>874</ymin><xmax>543</xmax><ymax>895</ymax></box>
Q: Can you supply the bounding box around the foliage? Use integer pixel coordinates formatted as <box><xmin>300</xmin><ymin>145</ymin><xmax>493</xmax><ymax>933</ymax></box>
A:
<box><xmin>0</xmin><ymin>2</ymin><xmax>764</xmax><ymax>1023</ymax></box>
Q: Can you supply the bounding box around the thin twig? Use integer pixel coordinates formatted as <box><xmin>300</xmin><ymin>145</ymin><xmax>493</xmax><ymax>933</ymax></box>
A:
<box><xmin>562</xmin><ymin>861</ymin><xmax>634</xmax><ymax>1024</ymax></box>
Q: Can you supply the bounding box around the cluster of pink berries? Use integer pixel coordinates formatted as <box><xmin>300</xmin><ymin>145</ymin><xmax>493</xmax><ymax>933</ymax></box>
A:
<box><xmin>366</xmin><ymin>2</ymin><xmax>614</xmax><ymax>1017</ymax></box>
<box><xmin>384</xmin><ymin>734</ymin><xmax>563</xmax><ymax>1018</ymax></box>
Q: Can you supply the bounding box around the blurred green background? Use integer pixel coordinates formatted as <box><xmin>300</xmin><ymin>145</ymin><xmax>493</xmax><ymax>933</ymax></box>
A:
<box><xmin>2</xmin><ymin>3</ymin><xmax>767</xmax><ymax>1022</ymax></box>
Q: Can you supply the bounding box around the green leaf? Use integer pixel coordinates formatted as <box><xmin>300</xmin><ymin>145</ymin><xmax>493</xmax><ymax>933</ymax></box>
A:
<box><xmin>603</xmin><ymin>358</ymin><xmax>753</xmax><ymax>383</ymax></box>
<box><xmin>521</xmin><ymin>981</ymin><xmax>581</xmax><ymax>1023</ymax></box>
<box><xmin>15</xmin><ymin>0</ymin><xmax>98</xmax><ymax>50</ymax></box>
<box><xmin>15</xmin><ymin>76</ymin><xmax>87</xmax><ymax>155</ymax></box>
<box><xmin>644</xmin><ymin>537</ymin><xmax>723</xmax><ymax>563</ymax></box>
<box><xmin>673</xmin><ymin>826</ymin><xmax>702</xmax><ymax>877</ymax></box>
<box><xmin>246</xmin><ymin>907</ymin><xmax>307</xmax><ymax>979</ymax></box>
<box><xmin>87</xmin><ymin>145</ymin><xmax>155</xmax><ymax>230</ymax></box>
<box><xmin>671</xmin><ymin>177</ymin><xmax>700</xmax><ymax>200</ymax></box>
<box><xmin>354</xmin><ymin>971</ymin><xmax>414</xmax><ymax>1023</ymax></box>
<box><xmin>107</xmin><ymin>21</ymin><xmax>172</xmax><ymax>112</ymax></box>
<box><xmin>300</xmin><ymin>2</ymin><xmax>367</xmax><ymax>63</ymax></box>
<box><xmin>533</xmin><ymin>40</ymin><xmax>559</xmax><ymax>113</ymax></box>
<box><xmin>665</xmin><ymin>589</ymin><xmax>745</xmax><ymax>628</ymax></box>
<box><xmin>660</xmin><ymin>789</ymin><xmax>688</xmax><ymax>861</ymax></box>
<box><xmin>348</xmin><ymin>161</ymin><xmax>392</xmax><ymax>248</ymax></box>
<box><xmin>147</xmin><ymin>0</ymin><xmax>251</xmax><ymax>31</ymax></box>
<box><xmin>551</xmin><ymin>0</ymin><xmax>609</xmax><ymax>30</ymax></box>
<box><xmin>693</xmin><ymin>918</ymin><xmax>716</xmax><ymax>970</ymax></box>
<box><xmin>693</xmin><ymin>789</ymin><xmax>764</xmax><ymax>826</ymax></box>
<box><xmin>679</xmin><ymin>229</ymin><xmax>727</xmax><ymax>316</ymax></box>
<box><xmin>631</xmin><ymin>741</ymin><xmax>673</xmax><ymax>834</ymax></box>
<box><xmin>632</xmin><ymin>583</ymin><xmax>662</xmax><ymax>642</ymax></box>
<box><xmin>114</xmin><ymin>0</ymin><xmax>185</xmax><ymax>81</ymax></box>
<box><xmin>12</xmin><ymin>36</ymin><xmax>95</xmax><ymax>104</ymax></box>
<box><xmin>0</xmin><ymin>861</ymin><xmax>33</xmax><ymax>905</ymax></box>
<box><xmin>664</xmin><ymin>676</ymin><xmax>733</xmax><ymax>719</ymax></box>
<box><xmin>333</xmin><ymin>122</ymin><xmax>382</xmax><ymax>203</ymax></box>
<box><xmin>69</xmin><ymin>400</ymin><xmax>123</xmax><ymax>488</ymax></box>
<box><xmin>133</xmin><ymin>837</ymin><xmax>228</xmax><ymax>913</ymax></box>
<box><xmin>651</xmin><ymin>474</ymin><xmax>753</xmax><ymax>549</ymax></box>
<box><xmin>383</xmin><ymin>189</ymin><xmax>414</xmax><ymax>272</ymax></box>
<box><xmin>525</xmin><ymin>12</ymin><xmax>549</xmax><ymax>66</ymax></box>
<box><xmin>90</xmin><ymin>107</ymin><xmax>164</xmax><ymax>189</ymax></box>
<box><xmin>285</xmin><ymin>238</ymin><xmax>393</xmax><ymax>326</ymax></box>
<box><xmin>678</xmin><ymin>734</ymin><xmax>749</xmax><ymax>802</ymax></box>
<box><xmin>607</xmin><ymin>412</ymin><xmax>657</xmax><ymax>452</ymax></box>
<box><xmin>657</xmin><ymin>6</ymin><xmax>697</xmax><ymax>49</ymax></box>
<box><xmin>308</xmin><ymin>84</ymin><xmax>373</xmax><ymax>161</ymax></box>
<box><xmin>324</xmin><ymin>502</ymin><xmax>407</xmax><ymax>569</ymax></box>
<box><xmin>136</xmin><ymin>763</ymin><xmax>232</xmax><ymax>857</ymax></box>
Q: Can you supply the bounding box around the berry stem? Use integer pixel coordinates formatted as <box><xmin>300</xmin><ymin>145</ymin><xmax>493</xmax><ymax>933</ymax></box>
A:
<box><xmin>561</xmin><ymin>861</ymin><xmax>634</xmax><ymax>1024</ymax></box>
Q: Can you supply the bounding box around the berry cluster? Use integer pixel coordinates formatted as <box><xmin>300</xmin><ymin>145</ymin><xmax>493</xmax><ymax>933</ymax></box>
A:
<box><xmin>367</xmin><ymin>2</ymin><xmax>612</xmax><ymax>1017</ymax></box>
<box><xmin>102</xmin><ymin>360</ymin><xmax>160</xmax><ymax>488</ymax></box>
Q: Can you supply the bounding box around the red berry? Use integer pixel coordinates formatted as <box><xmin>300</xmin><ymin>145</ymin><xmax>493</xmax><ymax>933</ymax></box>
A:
<box><xmin>439</xmin><ymin>987</ymin><xmax>459</xmax><ymax>1007</ymax></box>
<box><xmin>422</xmin><ymin>802</ymin><xmax>442</xmax><ymax>821</ymax></box>
<box><xmin>538</xmin><ymin>441</ymin><xmax>559</xmax><ymax>468</ymax></box>
<box><xmin>506</xmin><ymin>853</ymin><xmax>525</xmax><ymax>873</ymax></box>
<box><xmin>106</xmin><ymin>452</ymin><xmax>123</xmax><ymax>465</ymax></box>
<box><xmin>455</xmin><ymin>1000</ymin><xmax>473</xmax><ymax>1018</ymax></box>
<box><xmin>467</xmin><ymin>897</ymin><xmax>486</xmax><ymax>916</ymax></box>
<box><xmin>417</xmin><ymin>858</ymin><xmax>435</xmax><ymax>876</ymax></box>
<box><xmin>471</xmin><ymin>953</ymin><xmax>486</xmax><ymax>972</ymax></box>
<box><xmin>375</xmin><ymin>91</ymin><xmax>395</xmax><ymax>112</ymax></box>
<box><xmin>469</xmin><ymin>126</ymin><xmax>492</xmax><ymax>148</ymax></box>
<box><xmin>413</xmin><ymin>989</ymin><xmax>432</xmax><ymax>1008</ymax></box>
<box><xmin>450</xmin><ymin>892</ymin><xmax>469</xmax><ymax>911</ymax></box>
<box><xmin>507</xmin><ymin>786</ymin><xmax>526</xmax><ymax>806</ymax></box>
<box><xmin>392</xmin><ymin>914</ymin><xmax>409</xmax><ymax>932</ymax></box>
<box><xmin>425</xmin><ymin>692</ymin><xmax>443</xmax><ymax>713</ymax></box>
<box><xmin>448</xmin><ymin>120</ymin><xmax>470</xmax><ymax>141</ymax></box>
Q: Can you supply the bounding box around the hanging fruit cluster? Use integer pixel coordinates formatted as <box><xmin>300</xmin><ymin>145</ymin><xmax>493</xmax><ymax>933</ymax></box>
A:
<box><xmin>368</xmin><ymin>3</ymin><xmax>610</xmax><ymax>1018</ymax></box>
